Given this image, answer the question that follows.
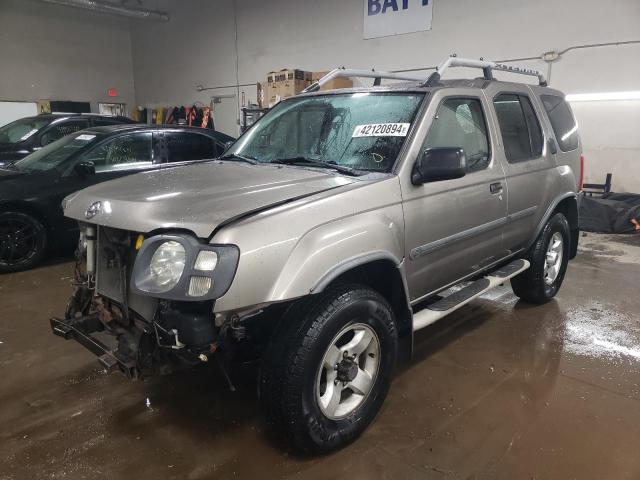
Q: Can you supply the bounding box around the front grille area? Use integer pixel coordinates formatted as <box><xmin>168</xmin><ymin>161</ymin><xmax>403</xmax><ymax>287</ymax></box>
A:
<box><xmin>95</xmin><ymin>226</ymin><xmax>157</xmax><ymax>321</ymax></box>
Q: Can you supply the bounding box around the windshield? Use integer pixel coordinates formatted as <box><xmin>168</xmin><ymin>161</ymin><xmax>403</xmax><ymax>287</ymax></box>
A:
<box><xmin>0</xmin><ymin>117</ymin><xmax>51</xmax><ymax>144</ymax></box>
<box><xmin>13</xmin><ymin>132</ymin><xmax>100</xmax><ymax>172</ymax></box>
<box><xmin>228</xmin><ymin>93</ymin><xmax>425</xmax><ymax>172</ymax></box>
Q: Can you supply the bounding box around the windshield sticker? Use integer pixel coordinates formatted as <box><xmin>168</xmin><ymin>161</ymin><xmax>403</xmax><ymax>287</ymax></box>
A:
<box><xmin>76</xmin><ymin>134</ymin><xmax>96</xmax><ymax>141</ymax></box>
<box><xmin>19</xmin><ymin>129</ymin><xmax>39</xmax><ymax>141</ymax></box>
<box><xmin>352</xmin><ymin>123</ymin><xmax>410</xmax><ymax>138</ymax></box>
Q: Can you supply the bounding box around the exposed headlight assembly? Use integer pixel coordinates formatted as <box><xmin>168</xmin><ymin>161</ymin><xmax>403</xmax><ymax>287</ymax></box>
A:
<box><xmin>132</xmin><ymin>235</ymin><xmax>239</xmax><ymax>301</ymax></box>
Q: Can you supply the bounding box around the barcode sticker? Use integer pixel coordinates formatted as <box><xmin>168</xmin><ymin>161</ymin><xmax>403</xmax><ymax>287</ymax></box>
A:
<box><xmin>352</xmin><ymin>123</ymin><xmax>410</xmax><ymax>138</ymax></box>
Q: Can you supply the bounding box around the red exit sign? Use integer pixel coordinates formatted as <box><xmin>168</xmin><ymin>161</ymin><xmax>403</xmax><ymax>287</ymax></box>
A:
<box><xmin>107</xmin><ymin>88</ymin><xmax>117</xmax><ymax>97</ymax></box>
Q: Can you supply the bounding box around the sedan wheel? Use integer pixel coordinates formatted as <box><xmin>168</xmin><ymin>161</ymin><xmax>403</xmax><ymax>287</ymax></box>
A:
<box><xmin>0</xmin><ymin>212</ymin><xmax>47</xmax><ymax>273</ymax></box>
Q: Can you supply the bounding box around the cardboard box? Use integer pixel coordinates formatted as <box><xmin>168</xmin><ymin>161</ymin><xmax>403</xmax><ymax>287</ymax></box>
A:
<box><xmin>263</xmin><ymin>69</ymin><xmax>313</xmax><ymax>107</ymax></box>
<box><xmin>312</xmin><ymin>71</ymin><xmax>354</xmax><ymax>91</ymax></box>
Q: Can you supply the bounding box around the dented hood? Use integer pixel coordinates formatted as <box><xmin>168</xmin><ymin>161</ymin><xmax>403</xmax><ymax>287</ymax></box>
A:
<box><xmin>63</xmin><ymin>161</ymin><xmax>358</xmax><ymax>238</ymax></box>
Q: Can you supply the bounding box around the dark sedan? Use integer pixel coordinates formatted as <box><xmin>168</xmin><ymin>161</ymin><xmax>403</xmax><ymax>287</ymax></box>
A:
<box><xmin>0</xmin><ymin>124</ymin><xmax>234</xmax><ymax>272</ymax></box>
<box><xmin>0</xmin><ymin>114</ymin><xmax>136</xmax><ymax>165</ymax></box>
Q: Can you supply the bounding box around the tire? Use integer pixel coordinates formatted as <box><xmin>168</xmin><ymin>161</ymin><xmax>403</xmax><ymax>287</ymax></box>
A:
<box><xmin>511</xmin><ymin>212</ymin><xmax>570</xmax><ymax>304</ymax></box>
<box><xmin>259</xmin><ymin>284</ymin><xmax>398</xmax><ymax>453</ymax></box>
<box><xmin>0</xmin><ymin>211</ymin><xmax>48</xmax><ymax>273</ymax></box>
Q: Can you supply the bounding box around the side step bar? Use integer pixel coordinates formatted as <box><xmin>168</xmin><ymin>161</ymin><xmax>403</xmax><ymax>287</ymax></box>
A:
<box><xmin>413</xmin><ymin>259</ymin><xmax>530</xmax><ymax>332</ymax></box>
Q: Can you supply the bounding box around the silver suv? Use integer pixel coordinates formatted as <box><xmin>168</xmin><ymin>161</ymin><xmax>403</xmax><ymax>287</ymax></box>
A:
<box><xmin>51</xmin><ymin>57</ymin><xmax>582</xmax><ymax>453</ymax></box>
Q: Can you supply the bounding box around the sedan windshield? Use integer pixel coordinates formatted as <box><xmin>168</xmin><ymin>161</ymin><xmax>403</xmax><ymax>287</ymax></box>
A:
<box><xmin>227</xmin><ymin>93</ymin><xmax>425</xmax><ymax>173</ymax></box>
<box><xmin>0</xmin><ymin>117</ymin><xmax>51</xmax><ymax>144</ymax></box>
<box><xmin>13</xmin><ymin>132</ymin><xmax>100</xmax><ymax>172</ymax></box>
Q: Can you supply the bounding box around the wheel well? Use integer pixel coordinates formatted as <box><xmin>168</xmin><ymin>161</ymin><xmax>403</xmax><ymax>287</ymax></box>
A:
<box><xmin>0</xmin><ymin>201</ymin><xmax>48</xmax><ymax>229</ymax></box>
<box><xmin>320</xmin><ymin>259</ymin><xmax>413</xmax><ymax>339</ymax></box>
<box><xmin>554</xmin><ymin>196</ymin><xmax>579</xmax><ymax>259</ymax></box>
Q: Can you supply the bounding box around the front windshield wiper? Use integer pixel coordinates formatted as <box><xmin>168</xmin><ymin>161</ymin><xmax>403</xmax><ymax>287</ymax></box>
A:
<box><xmin>273</xmin><ymin>157</ymin><xmax>360</xmax><ymax>176</ymax></box>
<box><xmin>219</xmin><ymin>153</ymin><xmax>259</xmax><ymax>165</ymax></box>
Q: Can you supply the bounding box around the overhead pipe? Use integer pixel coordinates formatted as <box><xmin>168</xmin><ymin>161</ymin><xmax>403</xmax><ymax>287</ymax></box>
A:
<box><xmin>37</xmin><ymin>0</ymin><xmax>170</xmax><ymax>21</ymax></box>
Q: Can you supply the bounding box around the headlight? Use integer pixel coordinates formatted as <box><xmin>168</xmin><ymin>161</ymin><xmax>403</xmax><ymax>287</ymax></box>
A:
<box><xmin>132</xmin><ymin>234</ymin><xmax>240</xmax><ymax>301</ymax></box>
<box><xmin>149</xmin><ymin>241</ymin><xmax>186</xmax><ymax>292</ymax></box>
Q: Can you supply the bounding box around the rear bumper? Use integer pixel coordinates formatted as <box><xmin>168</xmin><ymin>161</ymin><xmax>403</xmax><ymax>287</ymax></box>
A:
<box><xmin>50</xmin><ymin>316</ymin><xmax>138</xmax><ymax>378</ymax></box>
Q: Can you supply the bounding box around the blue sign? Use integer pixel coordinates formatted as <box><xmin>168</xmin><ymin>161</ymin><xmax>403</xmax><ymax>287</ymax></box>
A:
<box><xmin>364</xmin><ymin>0</ymin><xmax>433</xmax><ymax>39</ymax></box>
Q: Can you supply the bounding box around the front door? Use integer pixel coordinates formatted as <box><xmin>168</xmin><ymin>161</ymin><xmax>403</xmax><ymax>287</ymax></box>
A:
<box><xmin>52</xmin><ymin>131</ymin><xmax>156</xmax><ymax>241</ymax></box>
<box><xmin>400</xmin><ymin>92</ymin><xmax>508</xmax><ymax>302</ymax></box>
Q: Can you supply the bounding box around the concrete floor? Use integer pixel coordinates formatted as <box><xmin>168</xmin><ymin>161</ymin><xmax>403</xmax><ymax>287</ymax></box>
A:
<box><xmin>1</xmin><ymin>233</ymin><xmax>639</xmax><ymax>479</ymax></box>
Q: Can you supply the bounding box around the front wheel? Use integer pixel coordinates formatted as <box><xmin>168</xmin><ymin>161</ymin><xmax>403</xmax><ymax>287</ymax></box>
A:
<box><xmin>0</xmin><ymin>211</ymin><xmax>48</xmax><ymax>273</ymax></box>
<box><xmin>511</xmin><ymin>212</ymin><xmax>570</xmax><ymax>304</ymax></box>
<box><xmin>259</xmin><ymin>285</ymin><xmax>397</xmax><ymax>453</ymax></box>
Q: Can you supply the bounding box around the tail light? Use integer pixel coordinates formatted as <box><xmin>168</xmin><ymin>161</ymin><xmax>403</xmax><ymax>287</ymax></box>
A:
<box><xmin>579</xmin><ymin>154</ymin><xmax>585</xmax><ymax>191</ymax></box>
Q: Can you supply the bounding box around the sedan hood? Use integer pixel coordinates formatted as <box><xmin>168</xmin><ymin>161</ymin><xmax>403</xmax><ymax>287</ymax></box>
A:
<box><xmin>63</xmin><ymin>161</ymin><xmax>359</xmax><ymax>238</ymax></box>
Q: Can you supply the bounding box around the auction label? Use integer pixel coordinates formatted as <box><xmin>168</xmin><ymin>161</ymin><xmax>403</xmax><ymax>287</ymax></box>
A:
<box><xmin>352</xmin><ymin>123</ymin><xmax>410</xmax><ymax>137</ymax></box>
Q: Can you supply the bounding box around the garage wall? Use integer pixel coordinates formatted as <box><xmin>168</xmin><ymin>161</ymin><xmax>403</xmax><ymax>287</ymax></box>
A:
<box><xmin>0</xmin><ymin>0</ymin><xmax>135</xmax><ymax>113</ymax></box>
<box><xmin>131</xmin><ymin>0</ymin><xmax>640</xmax><ymax>191</ymax></box>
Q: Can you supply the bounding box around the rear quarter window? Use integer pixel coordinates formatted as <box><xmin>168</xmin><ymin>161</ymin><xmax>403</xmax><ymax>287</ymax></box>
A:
<box><xmin>540</xmin><ymin>95</ymin><xmax>579</xmax><ymax>151</ymax></box>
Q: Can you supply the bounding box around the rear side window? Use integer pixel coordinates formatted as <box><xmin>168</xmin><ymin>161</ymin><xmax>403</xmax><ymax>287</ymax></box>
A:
<box><xmin>165</xmin><ymin>132</ymin><xmax>216</xmax><ymax>163</ymax></box>
<box><xmin>422</xmin><ymin>97</ymin><xmax>490</xmax><ymax>172</ymax></box>
<box><xmin>41</xmin><ymin>119</ymin><xmax>89</xmax><ymax>146</ymax></box>
<box><xmin>493</xmin><ymin>94</ymin><xmax>543</xmax><ymax>162</ymax></box>
<box><xmin>540</xmin><ymin>95</ymin><xmax>579</xmax><ymax>151</ymax></box>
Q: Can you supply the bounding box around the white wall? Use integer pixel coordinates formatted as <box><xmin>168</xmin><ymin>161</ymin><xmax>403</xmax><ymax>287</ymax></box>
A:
<box><xmin>130</xmin><ymin>0</ymin><xmax>640</xmax><ymax>190</ymax></box>
<box><xmin>0</xmin><ymin>0</ymin><xmax>135</xmax><ymax>113</ymax></box>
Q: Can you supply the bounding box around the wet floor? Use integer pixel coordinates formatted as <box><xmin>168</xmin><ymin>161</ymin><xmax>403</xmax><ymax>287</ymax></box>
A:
<box><xmin>1</xmin><ymin>233</ymin><xmax>639</xmax><ymax>479</ymax></box>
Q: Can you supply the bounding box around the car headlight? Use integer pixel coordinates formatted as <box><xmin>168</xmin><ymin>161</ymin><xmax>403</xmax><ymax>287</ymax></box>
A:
<box><xmin>132</xmin><ymin>234</ymin><xmax>239</xmax><ymax>301</ymax></box>
<box><xmin>149</xmin><ymin>241</ymin><xmax>186</xmax><ymax>292</ymax></box>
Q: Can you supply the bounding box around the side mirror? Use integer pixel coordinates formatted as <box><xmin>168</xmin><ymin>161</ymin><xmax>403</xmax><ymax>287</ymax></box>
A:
<box><xmin>411</xmin><ymin>147</ymin><xmax>467</xmax><ymax>185</ymax></box>
<box><xmin>74</xmin><ymin>161</ymin><xmax>96</xmax><ymax>177</ymax></box>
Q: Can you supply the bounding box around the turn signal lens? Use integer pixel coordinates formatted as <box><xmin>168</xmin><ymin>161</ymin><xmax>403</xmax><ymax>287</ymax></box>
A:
<box><xmin>188</xmin><ymin>276</ymin><xmax>212</xmax><ymax>297</ymax></box>
<box><xmin>135</xmin><ymin>234</ymin><xmax>145</xmax><ymax>251</ymax></box>
<box><xmin>194</xmin><ymin>250</ymin><xmax>218</xmax><ymax>271</ymax></box>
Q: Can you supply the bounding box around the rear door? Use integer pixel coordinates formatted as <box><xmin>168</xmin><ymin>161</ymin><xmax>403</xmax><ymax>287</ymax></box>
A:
<box><xmin>400</xmin><ymin>89</ymin><xmax>508</xmax><ymax>301</ymax></box>
<box><xmin>486</xmin><ymin>85</ymin><xmax>558</xmax><ymax>253</ymax></box>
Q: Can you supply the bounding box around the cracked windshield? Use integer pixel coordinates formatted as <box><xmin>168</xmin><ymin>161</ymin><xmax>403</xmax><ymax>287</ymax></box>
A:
<box><xmin>228</xmin><ymin>93</ymin><xmax>425</xmax><ymax>173</ymax></box>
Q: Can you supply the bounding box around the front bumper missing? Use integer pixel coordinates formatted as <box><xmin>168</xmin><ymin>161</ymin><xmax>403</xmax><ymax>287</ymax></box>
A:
<box><xmin>50</xmin><ymin>316</ymin><xmax>138</xmax><ymax>378</ymax></box>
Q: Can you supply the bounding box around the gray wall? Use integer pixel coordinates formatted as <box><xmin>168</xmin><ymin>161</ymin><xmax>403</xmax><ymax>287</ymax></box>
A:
<box><xmin>131</xmin><ymin>0</ymin><xmax>640</xmax><ymax>191</ymax></box>
<box><xmin>0</xmin><ymin>0</ymin><xmax>135</xmax><ymax>113</ymax></box>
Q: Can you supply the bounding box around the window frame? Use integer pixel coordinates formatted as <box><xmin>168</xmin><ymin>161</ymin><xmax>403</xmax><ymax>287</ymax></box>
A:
<box><xmin>492</xmin><ymin>91</ymin><xmax>545</xmax><ymax>164</ymax></box>
<box><xmin>420</xmin><ymin>94</ymin><xmax>493</xmax><ymax>174</ymax></box>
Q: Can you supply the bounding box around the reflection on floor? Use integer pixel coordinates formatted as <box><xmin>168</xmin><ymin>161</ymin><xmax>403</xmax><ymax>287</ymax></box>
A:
<box><xmin>0</xmin><ymin>233</ymin><xmax>639</xmax><ymax>479</ymax></box>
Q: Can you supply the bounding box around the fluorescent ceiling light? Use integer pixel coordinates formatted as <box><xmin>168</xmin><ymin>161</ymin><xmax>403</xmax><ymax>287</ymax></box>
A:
<box><xmin>566</xmin><ymin>91</ymin><xmax>640</xmax><ymax>102</ymax></box>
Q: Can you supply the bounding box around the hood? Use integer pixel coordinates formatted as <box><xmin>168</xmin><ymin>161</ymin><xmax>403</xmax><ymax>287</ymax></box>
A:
<box><xmin>63</xmin><ymin>161</ymin><xmax>359</xmax><ymax>238</ymax></box>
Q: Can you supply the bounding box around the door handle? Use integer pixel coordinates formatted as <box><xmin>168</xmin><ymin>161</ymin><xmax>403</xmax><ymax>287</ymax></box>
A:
<box><xmin>490</xmin><ymin>182</ymin><xmax>503</xmax><ymax>194</ymax></box>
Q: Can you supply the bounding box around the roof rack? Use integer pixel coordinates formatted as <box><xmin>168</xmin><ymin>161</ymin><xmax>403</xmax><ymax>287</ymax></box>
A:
<box><xmin>302</xmin><ymin>68</ymin><xmax>425</xmax><ymax>93</ymax></box>
<box><xmin>424</xmin><ymin>56</ymin><xmax>547</xmax><ymax>87</ymax></box>
<box><xmin>302</xmin><ymin>56</ymin><xmax>547</xmax><ymax>93</ymax></box>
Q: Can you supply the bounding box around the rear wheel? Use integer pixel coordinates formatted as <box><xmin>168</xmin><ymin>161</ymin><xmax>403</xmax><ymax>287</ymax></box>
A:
<box><xmin>0</xmin><ymin>211</ymin><xmax>47</xmax><ymax>273</ymax></box>
<box><xmin>511</xmin><ymin>213</ymin><xmax>570</xmax><ymax>304</ymax></box>
<box><xmin>259</xmin><ymin>285</ymin><xmax>397</xmax><ymax>453</ymax></box>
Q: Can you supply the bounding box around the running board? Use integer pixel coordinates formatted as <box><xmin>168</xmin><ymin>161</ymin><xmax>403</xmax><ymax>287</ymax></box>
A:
<box><xmin>412</xmin><ymin>259</ymin><xmax>530</xmax><ymax>332</ymax></box>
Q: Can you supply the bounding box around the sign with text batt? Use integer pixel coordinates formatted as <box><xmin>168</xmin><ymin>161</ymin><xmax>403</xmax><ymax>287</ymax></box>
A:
<box><xmin>364</xmin><ymin>0</ymin><xmax>433</xmax><ymax>39</ymax></box>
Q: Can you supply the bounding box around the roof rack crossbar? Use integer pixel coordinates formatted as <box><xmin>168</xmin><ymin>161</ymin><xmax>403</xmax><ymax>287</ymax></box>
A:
<box><xmin>424</xmin><ymin>57</ymin><xmax>547</xmax><ymax>87</ymax></box>
<box><xmin>302</xmin><ymin>67</ymin><xmax>425</xmax><ymax>93</ymax></box>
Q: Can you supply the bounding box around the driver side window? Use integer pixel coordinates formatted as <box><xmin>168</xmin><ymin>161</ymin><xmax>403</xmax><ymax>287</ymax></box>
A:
<box><xmin>81</xmin><ymin>132</ymin><xmax>152</xmax><ymax>172</ymax></box>
<box><xmin>422</xmin><ymin>98</ymin><xmax>490</xmax><ymax>173</ymax></box>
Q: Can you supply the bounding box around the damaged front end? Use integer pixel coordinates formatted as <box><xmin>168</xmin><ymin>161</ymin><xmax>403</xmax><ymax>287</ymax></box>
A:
<box><xmin>51</xmin><ymin>224</ymin><xmax>239</xmax><ymax>379</ymax></box>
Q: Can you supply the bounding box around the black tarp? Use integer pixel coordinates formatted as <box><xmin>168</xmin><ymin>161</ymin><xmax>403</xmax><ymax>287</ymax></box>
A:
<box><xmin>579</xmin><ymin>193</ymin><xmax>640</xmax><ymax>234</ymax></box>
